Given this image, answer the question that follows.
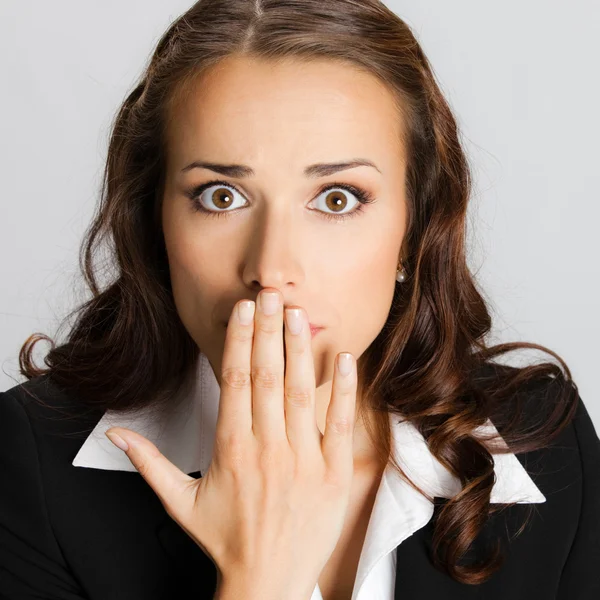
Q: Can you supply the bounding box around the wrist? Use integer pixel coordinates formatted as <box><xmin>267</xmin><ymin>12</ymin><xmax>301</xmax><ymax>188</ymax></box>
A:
<box><xmin>214</xmin><ymin>570</ymin><xmax>313</xmax><ymax>600</ymax></box>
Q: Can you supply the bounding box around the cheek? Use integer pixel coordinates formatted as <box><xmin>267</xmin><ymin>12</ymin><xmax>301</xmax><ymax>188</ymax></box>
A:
<box><xmin>347</xmin><ymin>258</ymin><xmax>396</xmax><ymax>329</ymax></box>
<box><xmin>166</xmin><ymin>237</ymin><xmax>205</xmax><ymax>293</ymax></box>
<box><xmin>163</xmin><ymin>205</ymin><xmax>230</xmax><ymax>294</ymax></box>
<box><xmin>163</xmin><ymin>212</ymin><xmax>220</xmax><ymax>293</ymax></box>
<box><xmin>328</xmin><ymin>248</ymin><xmax>397</xmax><ymax>364</ymax></box>
<box><xmin>164</xmin><ymin>237</ymin><xmax>220</xmax><ymax>337</ymax></box>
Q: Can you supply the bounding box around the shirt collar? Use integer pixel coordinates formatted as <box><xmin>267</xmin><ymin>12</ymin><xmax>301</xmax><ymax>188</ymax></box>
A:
<box><xmin>72</xmin><ymin>353</ymin><xmax>546</xmax><ymax>506</ymax></box>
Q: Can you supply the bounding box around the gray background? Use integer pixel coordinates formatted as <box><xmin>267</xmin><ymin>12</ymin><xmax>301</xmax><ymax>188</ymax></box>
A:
<box><xmin>1</xmin><ymin>1</ymin><xmax>598</xmax><ymax>428</ymax></box>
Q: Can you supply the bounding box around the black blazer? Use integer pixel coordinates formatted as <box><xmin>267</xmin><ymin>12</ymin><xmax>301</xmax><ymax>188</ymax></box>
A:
<box><xmin>1</xmin><ymin>371</ymin><xmax>599</xmax><ymax>600</ymax></box>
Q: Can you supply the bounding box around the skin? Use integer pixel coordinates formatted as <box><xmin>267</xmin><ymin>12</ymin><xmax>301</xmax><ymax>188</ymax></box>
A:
<box><xmin>161</xmin><ymin>54</ymin><xmax>407</xmax><ymax>470</ymax></box>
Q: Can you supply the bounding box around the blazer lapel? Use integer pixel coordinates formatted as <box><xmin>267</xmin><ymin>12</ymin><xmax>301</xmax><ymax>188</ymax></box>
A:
<box><xmin>387</xmin><ymin>415</ymin><xmax>547</xmax><ymax>599</ymax></box>
<box><xmin>354</xmin><ymin>413</ymin><xmax>546</xmax><ymax>599</ymax></box>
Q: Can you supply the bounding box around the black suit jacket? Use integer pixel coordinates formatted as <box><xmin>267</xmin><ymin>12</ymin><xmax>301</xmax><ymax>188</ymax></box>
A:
<box><xmin>1</xmin><ymin>371</ymin><xmax>599</xmax><ymax>600</ymax></box>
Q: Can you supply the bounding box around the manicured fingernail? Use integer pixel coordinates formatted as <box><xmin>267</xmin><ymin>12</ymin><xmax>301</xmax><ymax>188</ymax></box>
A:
<box><xmin>337</xmin><ymin>353</ymin><xmax>353</xmax><ymax>376</ymax></box>
<box><xmin>238</xmin><ymin>300</ymin><xmax>255</xmax><ymax>325</ymax></box>
<box><xmin>285</xmin><ymin>308</ymin><xmax>303</xmax><ymax>335</ymax></box>
<box><xmin>260</xmin><ymin>291</ymin><xmax>279</xmax><ymax>315</ymax></box>
<box><xmin>106</xmin><ymin>430</ymin><xmax>129</xmax><ymax>451</ymax></box>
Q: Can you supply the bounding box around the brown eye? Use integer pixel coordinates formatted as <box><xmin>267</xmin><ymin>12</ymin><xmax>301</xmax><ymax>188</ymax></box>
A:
<box><xmin>312</xmin><ymin>187</ymin><xmax>362</xmax><ymax>217</ymax></box>
<box><xmin>191</xmin><ymin>183</ymin><xmax>248</xmax><ymax>214</ymax></box>
<box><xmin>211</xmin><ymin>187</ymin><xmax>236</xmax><ymax>210</ymax></box>
<box><xmin>323</xmin><ymin>190</ymin><xmax>350</xmax><ymax>214</ymax></box>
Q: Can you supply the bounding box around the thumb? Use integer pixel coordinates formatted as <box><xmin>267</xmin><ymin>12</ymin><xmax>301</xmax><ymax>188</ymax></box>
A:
<box><xmin>105</xmin><ymin>427</ymin><xmax>196</xmax><ymax>521</ymax></box>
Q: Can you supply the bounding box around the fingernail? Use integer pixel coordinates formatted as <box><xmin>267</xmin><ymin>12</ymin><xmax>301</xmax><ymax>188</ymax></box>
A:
<box><xmin>285</xmin><ymin>308</ymin><xmax>303</xmax><ymax>335</ymax></box>
<box><xmin>106</xmin><ymin>430</ymin><xmax>129</xmax><ymax>451</ymax></box>
<box><xmin>238</xmin><ymin>300</ymin><xmax>255</xmax><ymax>325</ymax></box>
<box><xmin>260</xmin><ymin>291</ymin><xmax>279</xmax><ymax>315</ymax></box>
<box><xmin>337</xmin><ymin>353</ymin><xmax>353</xmax><ymax>376</ymax></box>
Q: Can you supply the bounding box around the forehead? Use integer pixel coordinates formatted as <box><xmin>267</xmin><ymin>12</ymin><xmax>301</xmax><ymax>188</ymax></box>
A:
<box><xmin>165</xmin><ymin>55</ymin><xmax>404</xmax><ymax>176</ymax></box>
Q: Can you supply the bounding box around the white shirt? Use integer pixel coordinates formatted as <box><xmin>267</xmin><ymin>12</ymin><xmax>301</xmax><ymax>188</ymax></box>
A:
<box><xmin>72</xmin><ymin>353</ymin><xmax>546</xmax><ymax>600</ymax></box>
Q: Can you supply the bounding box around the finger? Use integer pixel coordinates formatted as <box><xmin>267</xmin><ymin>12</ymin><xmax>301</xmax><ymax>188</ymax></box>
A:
<box><xmin>252</xmin><ymin>288</ymin><xmax>286</xmax><ymax>443</ymax></box>
<box><xmin>215</xmin><ymin>299</ymin><xmax>256</xmax><ymax>443</ymax></box>
<box><xmin>321</xmin><ymin>353</ymin><xmax>357</xmax><ymax>483</ymax></box>
<box><xmin>105</xmin><ymin>427</ymin><xmax>196</xmax><ymax>523</ymax></box>
<box><xmin>283</xmin><ymin>306</ymin><xmax>321</xmax><ymax>452</ymax></box>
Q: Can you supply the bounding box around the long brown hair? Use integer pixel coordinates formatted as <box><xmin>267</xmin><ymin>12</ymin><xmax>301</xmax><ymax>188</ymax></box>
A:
<box><xmin>17</xmin><ymin>0</ymin><xmax>579</xmax><ymax>585</ymax></box>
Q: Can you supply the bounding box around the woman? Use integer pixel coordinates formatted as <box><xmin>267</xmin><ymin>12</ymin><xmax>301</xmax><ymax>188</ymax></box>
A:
<box><xmin>1</xmin><ymin>1</ymin><xmax>598</xmax><ymax>599</ymax></box>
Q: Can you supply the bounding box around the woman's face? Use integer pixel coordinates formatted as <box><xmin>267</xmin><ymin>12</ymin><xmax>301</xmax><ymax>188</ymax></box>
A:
<box><xmin>161</xmin><ymin>54</ymin><xmax>407</xmax><ymax>415</ymax></box>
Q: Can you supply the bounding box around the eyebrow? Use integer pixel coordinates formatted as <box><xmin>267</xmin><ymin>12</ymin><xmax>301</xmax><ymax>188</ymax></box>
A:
<box><xmin>180</xmin><ymin>158</ymin><xmax>381</xmax><ymax>178</ymax></box>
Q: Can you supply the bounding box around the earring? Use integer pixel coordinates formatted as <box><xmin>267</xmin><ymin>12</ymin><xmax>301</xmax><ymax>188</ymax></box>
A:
<box><xmin>396</xmin><ymin>259</ymin><xmax>407</xmax><ymax>283</ymax></box>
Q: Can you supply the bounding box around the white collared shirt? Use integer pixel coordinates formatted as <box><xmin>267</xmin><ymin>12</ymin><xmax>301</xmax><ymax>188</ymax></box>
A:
<box><xmin>72</xmin><ymin>353</ymin><xmax>546</xmax><ymax>600</ymax></box>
